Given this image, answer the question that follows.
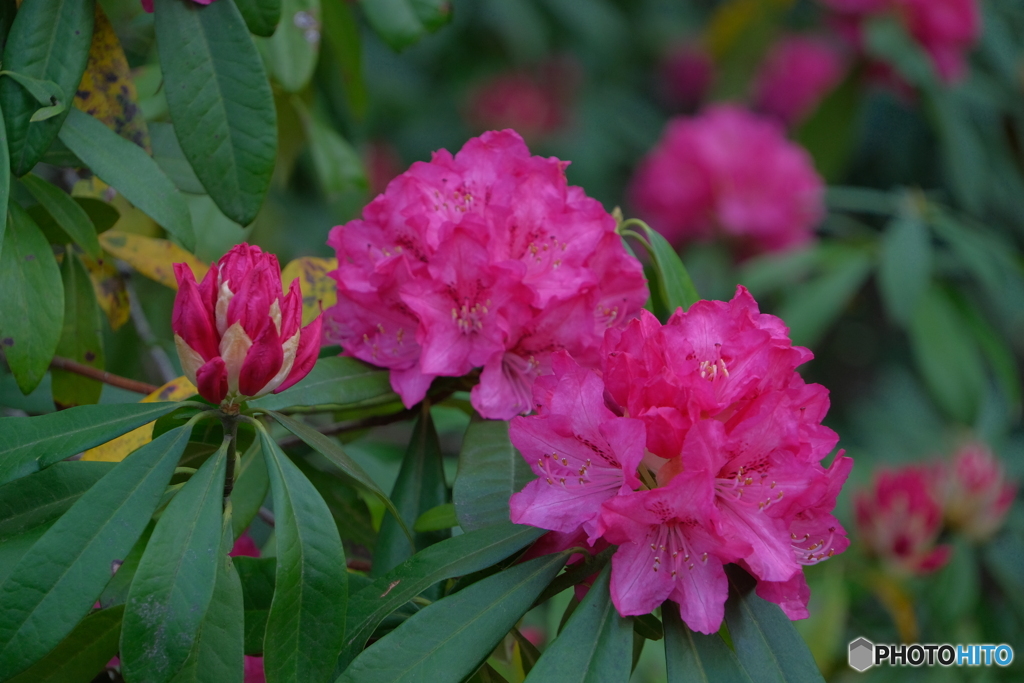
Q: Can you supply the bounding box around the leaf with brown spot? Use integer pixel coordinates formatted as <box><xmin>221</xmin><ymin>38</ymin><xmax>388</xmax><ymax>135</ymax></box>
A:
<box><xmin>98</xmin><ymin>230</ymin><xmax>207</xmax><ymax>290</ymax></box>
<box><xmin>73</xmin><ymin>4</ymin><xmax>150</xmax><ymax>153</ymax></box>
<box><xmin>77</xmin><ymin>249</ymin><xmax>129</xmax><ymax>330</ymax></box>
<box><xmin>280</xmin><ymin>256</ymin><xmax>336</xmax><ymax>325</ymax></box>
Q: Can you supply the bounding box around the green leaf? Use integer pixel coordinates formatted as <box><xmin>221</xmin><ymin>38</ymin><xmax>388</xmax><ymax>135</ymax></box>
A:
<box><xmin>453</xmin><ymin>417</ymin><xmax>532</xmax><ymax>532</ymax></box>
<box><xmin>51</xmin><ymin>251</ymin><xmax>105</xmax><ymax>409</ymax></box>
<box><xmin>0</xmin><ymin>203</ymin><xmax>63</xmax><ymax>395</ymax></box>
<box><xmin>121</xmin><ymin>442</ymin><xmax>228</xmax><ymax>683</ymax></box>
<box><xmin>0</xmin><ymin>523</ymin><xmax>53</xmax><ymax>586</ymax></box>
<box><xmin>170</xmin><ymin>517</ymin><xmax>245</xmax><ymax>683</ymax></box>
<box><xmin>524</xmin><ymin>564</ymin><xmax>632</xmax><ymax>683</ymax></box>
<box><xmin>299</xmin><ymin>102</ymin><xmax>367</xmax><ymax>199</ymax></box>
<box><xmin>150</xmin><ymin>121</ymin><xmax>206</xmax><ymax>195</ymax></box>
<box><xmin>292</xmin><ymin>457</ymin><xmax>376</xmax><ymax>548</ymax></box>
<box><xmin>263</xmin><ymin>410</ymin><xmax>406</xmax><ymax>540</ymax></box>
<box><xmin>358</xmin><ymin>0</ymin><xmax>452</xmax><ymax>51</ymax></box>
<box><xmin>0</xmin><ymin>0</ymin><xmax>94</xmax><ymax>175</ymax></box>
<box><xmin>724</xmin><ymin>566</ymin><xmax>825</xmax><ymax>683</ymax></box>
<box><xmin>235</xmin><ymin>556</ymin><xmax>275</xmax><ymax>655</ymax></box>
<box><xmin>793</xmin><ymin>73</ymin><xmax>860</xmax><ymax>182</ymax></box>
<box><xmin>260</xmin><ymin>0</ymin><xmax>321</xmax><ymax>92</ymax></box>
<box><xmin>0</xmin><ymin>461</ymin><xmax>113</xmax><ymax>539</ymax></box>
<box><xmin>232</xmin><ymin>0</ymin><xmax>281</xmax><ymax>37</ymax></box>
<box><xmin>5</xmin><ymin>605</ymin><xmax>123</xmax><ymax>683</ymax></box>
<box><xmin>0</xmin><ymin>425</ymin><xmax>192</xmax><ymax>678</ymax></box>
<box><xmin>97</xmin><ymin>522</ymin><xmax>155</xmax><ymax>610</ymax></box>
<box><xmin>339</xmin><ymin>522</ymin><xmax>545</xmax><ymax>671</ymax></box>
<box><xmin>777</xmin><ymin>245</ymin><xmax>873</xmax><ymax>349</ymax></box>
<box><xmin>338</xmin><ymin>553</ymin><xmax>566</xmax><ymax>683</ymax></box>
<box><xmin>372</xmin><ymin>410</ymin><xmax>448</xmax><ymax>577</ymax></box>
<box><xmin>414</xmin><ymin>502</ymin><xmax>457</xmax><ymax>532</ymax></box>
<box><xmin>0</xmin><ymin>401</ymin><xmax>188</xmax><ymax>485</ymax></box>
<box><xmin>878</xmin><ymin>208</ymin><xmax>932</xmax><ymax>325</ymax></box>
<box><xmin>154</xmin><ymin>0</ymin><xmax>277</xmax><ymax>226</ymax></box>
<box><xmin>231</xmin><ymin>440</ymin><xmax>270</xmax><ymax>540</ymax></box>
<box><xmin>20</xmin><ymin>174</ymin><xmax>101</xmax><ymax>256</ymax></box>
<box><xmin>320</xmin><ymin>0</ymin><xmax>367</xmax><ymax>119</ymax></box>
<box><xmin>663</xmin><ymin>602</ymin><xmax>751</xmax><ymax>683</ymax></box>
<box><xmin>58</xmin><ymin>108</ymin><xmax>195</xmax><ymax>251</ymax></box>
<box><xmin>29</xmin><ymin>197</ymin><xmax>120</xmax><ymax>244</ymax></box>
<box><xmin>258</xmin><ymin>427</ymin><xmax>348</xmax><ymax>683</ymax></box>
<box><xmin>250</xmin><ymin>356</ymin><xmax>396</xmax><ymax>410</ymax></box>
<box><xmin>627</xmin><ymin>221</ymin><xmax>699</xmax><ymax>318</ymax></box>
<box><xmin>984</xmin><ymin>531</ymin><xmax>1024</xmax><ymax>623</ymax></box>
<box><xmin>0</xmin><ymin>70</ymin><xmax>65</xmax><ymax>122</ymax></box>
<box><xmin>0</xmin><ymin>100</ymin><xmax>9</xmax><ymax>255</ymax></box>
<box><xmin>908</xmin><ymin>286</ymin><xmax>986</xmax><ymax>424</ymax></box>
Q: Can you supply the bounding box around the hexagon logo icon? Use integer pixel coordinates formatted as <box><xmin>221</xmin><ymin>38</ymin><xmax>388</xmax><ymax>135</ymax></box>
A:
<box><xmin>849</xmin><ymin>637</ymin><xmax>874</xmax><ymax>672</ymax></box>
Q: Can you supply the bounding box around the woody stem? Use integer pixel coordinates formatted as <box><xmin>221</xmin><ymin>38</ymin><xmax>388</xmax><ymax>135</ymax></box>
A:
<box><xmin>221</xmin><ymin>412</ymin><xmax>239</xmax><ymax>503</ymax></box>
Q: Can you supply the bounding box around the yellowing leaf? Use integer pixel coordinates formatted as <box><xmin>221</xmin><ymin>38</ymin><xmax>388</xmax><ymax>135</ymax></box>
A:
<box><xmin>82</xmin><ymin>376</ymin><xmax>198</xmax><ymax>462</ymax></box>
<box><xmin>281</xmin><ymin>256</ymin><xmax>337</xmax><ymax>325</ymax></box>
<box><xmin>78</xmin><ymin>250</ymin><xmax>130</xmax><ymax>331</ymax></box>
<box><xmin>74</xmin><ymin>4</ymin><xmax>152</xmax><ymax>152</ymax></box>
<box><xmin>98</xmin><ymin>230</ymin><xmax>208</xmax><ymax>289</ymax></box>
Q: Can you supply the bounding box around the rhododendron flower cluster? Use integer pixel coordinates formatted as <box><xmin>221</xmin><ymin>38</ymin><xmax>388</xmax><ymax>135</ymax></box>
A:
<box><xmin>629</xmin><ymin>105</ymin><xmax>825</xmax><ymax>254</ymax></box>
<box><xmin>466</xmin><ymin>71</ymin><xmax>566</xmax><ymax>142</ymax></box>
<box><xmin>173</xmin><ymin>244</ymin><xmax>322</xmax><ymax>408</ymax></box>
<box><xmin>752</xmin><ymin>36</ymin><xmax>847</xmax><ymax>126</ymax></box>
<box><xmin>855</xmin><ymin>467</ymin><xmax>951</xmax><ymax>574</ymax></box>
<box><xmin>326</xmin><ymin>130</ymin><xmax>648</xmax><ymax>419</ymax></box>
<box><xmin>659</xmin><ymin>45</ymin><xmax>715</xmax><ymax>111</ymax></box>
<box><xmin>935</xmin><ymin>442</ymin><xmax>1016</xmax><ymax>541</ymax></box>
<box><xmin>509</xmin><ymin>287</ymin><xmax>851</xmax><ymax>633</ymax></box>
<box><xmin>818</xmin><ymin>0</ymin><xmax>980</xmax><ymax>83</ymax></box>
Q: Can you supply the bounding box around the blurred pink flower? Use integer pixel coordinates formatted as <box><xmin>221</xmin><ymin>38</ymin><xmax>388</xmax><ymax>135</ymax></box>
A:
<box><xmin>897</xmin><ymin>0</ymin><xmax>981</xmax><ymax>83</ymax></box>
<box><xmin>244</xmin><ymin>656</ymin><xmax>265</xmax><ymax>683</ymax></box>
<box><xmin>326</xmin><ymin>130</ymin><xmax>647</xmax><ymax>419</ymax></box>
<box><xmin>660</xmin><ymin>45</ymin><xmax>715</xmax><ymax>111</ymax></box>
<box><xmin>173</xmin><ymin>244</ymin><xmax>322</xmax><ymax>408</ymax></box>
<box><xmin>629</xmin><ymin>105</ymin><xmax>824</xmax><ymax>254</ymax></box>
<box><xmin>511</xmin><ymin>287</ymin><xmax>849</xmax><ymax>632</ymax></box>
<box><xmin>229</xmin><ymin>533</ymin><xmax>261</xmax><ymax>558</ymax></box>
<box><xmin>855</xmin><ymin>467</ymin><xmax>951</xmax><ymax>575</ymax></box>
<box><xmin>466</xmin><ymin>72</ymin><xmax>564</xmax><ymax>142</ymax></box>
<box><xmin>934</xmin><ymin>442</ymin><xmax>1016</xmax><ymax>541</ymax></box>
<box><xmin>753</xmin><ymin>36</ymin><xmax>847</xmax><ymax>126</ymax></box>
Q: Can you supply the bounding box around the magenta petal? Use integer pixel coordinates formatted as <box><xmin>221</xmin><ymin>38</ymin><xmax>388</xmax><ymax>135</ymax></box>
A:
<box><xmin>140</xmin><ymin>0</ymin><xmax>154</xmax><ymax>11</ymax></box>
<box><xmin>196</xmin><ymin>357</ymin><xmax>228</xmax><ymax>404</ymax></box>
<box><xmin>389</xmin><ymin>365</ymin><xmax>435</xmax><ymax>407</ymax></box>
<box><xmin>754</xmin><ymin>570</ymin><xmax>810</xmax><ymax>620</ymax></box>
<box><xmin>276</xmin><ymin>316</ymin><xmax>322</xmax><ymax>393</ymax></box>
<box><xmin>670</xmin><ymin>552</ymin><xmax>729</xmax><ymax>634</ymax></box>
<box><xmin>609</xmin><ymin>534</ymin><xmax>675</xmax><ymax>617</ymax></box>
<box><xmin>238</xmin><ymin>322</ymin><xmax>284</xmax><ymax>397</ymax></box>
<box><xmin>172</xmin><ymin>267</ymin><xmax>219</xmax><ymax>361</ymax></box>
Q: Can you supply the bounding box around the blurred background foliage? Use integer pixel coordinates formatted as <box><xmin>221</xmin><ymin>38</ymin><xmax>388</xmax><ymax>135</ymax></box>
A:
<box><xmin>2</xmin><ymin>0</ymin><xmax>1023</xmax><ymax>681</ymax></box>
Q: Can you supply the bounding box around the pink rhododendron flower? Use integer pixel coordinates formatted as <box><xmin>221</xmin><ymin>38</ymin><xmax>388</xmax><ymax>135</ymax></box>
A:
<box><xmin>855</xmin><ymin>467</ymin><xmax>951</xmax><ymax>575</ymax></box>
<box><xmin>466</xmin><ymin>72</ymin><xmax>565</xmax><ymax>142</ymax></box>
<box><xmin>229</xmin><ymin>533</ymin><xmax>261</xmax><ymax>558</ymax></box>
<box><xmin>326</xmin><ymin>130</ymin><xmax>648</xmax><ymax>419</ymax></box>
<box><xmin>173</xmin><ymin>244</ymin><xmax>322</xmax><ymax>409</ymax></box>
<box><xmin>659</xmin><ymin>45</ymin><xmax>715</xmax><ymax>111</ymax></box>
<box><xmin>933</xmin><ymin>442</ymin><xmax>1016</xmax><ymax>541</ymax></box>
<box><xmin>510</xmin><ymin>287</ymin><xmax>850</xmax><ymax>632</ymax></box>
<box><xmin>629</xmin><ymin>105</ymin><xmax>824</xmax><ymax>254</ymax></box>
<box><xmin>897</xmin><ymin>0</ymin><xmax>980</xmax><ymax>83</ymax></box>
<box><xmin>244</xmin><ymin>656</ymin><xmax>265</xmax><ymax>683</ymax></box>
<box><xmin>752</xmin><ymin>36</ymin><xmax>847</xmax><ymax>126</ymax></box>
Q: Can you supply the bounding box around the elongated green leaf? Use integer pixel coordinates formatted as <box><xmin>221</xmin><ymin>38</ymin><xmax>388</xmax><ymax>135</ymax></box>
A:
<box><xmin>338</xmin><ymin>553</ymin><xmax>566</xmax><ymax>683</ymax></box>
<box><xmin>0</xmin><ymin>0</ymin><xmax>94</xmax><ymax>175</ymax></box>
<box><xmin>525</xmin><ymin>564</ymin><xmax>631</xmax><ymax>683</ymax></box>
<box><xmin>260</xmin><ymin>0</ymin><xmax>321</xmax><ymax>91</ymax></box>
<box><xmin>630</xmin><ymin>222</ymin><xmax>699</xmax><ymax>318</ymax></box>
<box><xmin>0</xmin><ymin>203</ymin><xmax>63</xmax><ymax>396</ymax></box>
<box><xmin>663</xmin><ymin>602</ymin><xmax>751</xmax><ymax>683</ymax></box>
<box><xmin>20</xmin><ymin>174</ymin><xmax>100</xmax><ymax>256</ymax></box>
<box><xmin>154</xmin><ymin>0</ymin><xmax>276</xmax><ymax>226</ymax></box>
<box><xmin>0</xmin><ymin>523</ymin><xmax>53</xmax><ymax>586</ymax></box>
<box><xmin>264</xmin><ymin>409</ymin><xmax>406</xmax><ymax>539</ymax></box>
<box><xmin>454</xmin><ymin>417</ymin><xmax>532</xmax><ymax>532</ymax></box>
<box><xmin>0</xmin><ymin>71</ymin><xmax>65</xmax><ymax>122</ymax></box>
<box><xmin>97</xmin><ymin>522</ymin><xmax>155</xmax><ymax>610</ymax></box>
<box><xmin>6</xmin><ymin>605</ymin><xmax>123</xmax><ymax>683</ymax></box>
<box><xmin>878</xmin><ymin>205</ymin><xmax>931</xmax><ymax>325</ymax></box>
<box><xmin>121</xmin><ymin>443</ymin><xmax>228</xmax><ymax>683</ymax></box>
<box><xmin>59</xmin><ymin>108</ymin><xmax>195</xmax><ymax>250</ymax></box>
<box><xmin>0</xmin><ymin>402</ymin><xmax>188</xmax><ymax>485</ymax></box>
<box><xmin>414</xmin><ymin>502</ymin><xmax>457</xmax><ymax>532</ymax></box>
<box><xmin>249</xmin><ymin>356</ymin><xmax>395</xmax><ymax>410</ymax></box>
<box><xmin>231</xmin><ymin>441</ymin><xmax>269</xmax><ymax>539</ymax></box>
<box><xmin>236</xmin><ymin>556</ymin><xmax>275</xmax><ymax>655</ymax></box>
<box><xmin>300</xmin><ymin>103</ymin><xmax>367</xmax><ymax>199</ymax></box>
<box><xmin>321</xmin><ymin>0</ymin><xmax>367</xmax><ymax>118</ymax></box>
<box><xmin>908</xmin><ymin>286</ymin><xmax>986</xmax><ymax>424</ymax></box>
<box><xmin>170</xmin><ymin>517</ymin><xmax>245</xmax><ymax>683</ymax></box>
<box><xmin>51</xmin><ymin>251</ymin><xmax>105</xmax><ymax>409</ymax></box>
<box><xmin>723</xmin><ymin>567</ymin><xmax>825</xmax><ymax>683</ymax></box>
<box><xmin>0</xmin><ymin>461</ymin><xmax>113</xmax><ymax>539</ymax></box>
<box><xmin>259</xmin><ymin>428</ymin><xmax>347</xmax><ymax>683</ymax></box>
<box><xmin>0</xmin><ymin>100</ymin><xmax>9</xmax><ymax>256</ymax></box>
<box><xmin>232</xmin><ymin>0</ymin><xmax>281</xmax><ymax>37</ymax></box>
<box><xmin>338</xmin><ymin>522</ymin><xmax>545</xmax><ymax>671</ymax></box>
<box><xmin>373</xmin><ymin>410</ymin><xmax>448</xmax><ymax>577</ymax></box>
<box><xmin>358</xmin><ymin>0</ymin><xmax>452</xmax><ymax>51</ymax></box>
<box><xmin>0</xmin><ymin>425</ymin><xmax>192</xmax><ymax>678</ymax></box>
<box><xmin>292</xmin><ymin>458</ymin><xmax>376</xmax><ymax>548</ymax></box>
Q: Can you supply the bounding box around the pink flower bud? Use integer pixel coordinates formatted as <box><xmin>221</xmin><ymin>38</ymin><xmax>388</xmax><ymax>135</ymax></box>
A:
<box><xmin>172</xmin><ymin>244</ymin><xmax>322</xmax><ymax>408</ymax></box>
<box><xmin>934</xmin><ymin>442</ymin><xmax>1016</xmax><ymax>541</ymax></box>
<box><xmin>855</xmin><ymin>467</ymin><xmax>951</xmax><ymax>575</ymax></box>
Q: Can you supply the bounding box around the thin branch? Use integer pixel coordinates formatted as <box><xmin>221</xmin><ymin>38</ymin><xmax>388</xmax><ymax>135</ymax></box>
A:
<box><xmin>50</xmin><ymin>355</ymin><xmax>159</xmax><ymax>395</ymax></box>
<box><xmin>119</xmin><ymin>264</ymin><xmax>177</xmax><ymax>384</ymax></box>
